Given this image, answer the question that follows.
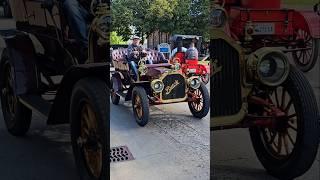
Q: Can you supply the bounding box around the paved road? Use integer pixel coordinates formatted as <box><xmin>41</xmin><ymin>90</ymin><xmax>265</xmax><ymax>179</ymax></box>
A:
<box><xmin>110</xmin><ymin>84</ymin><xmax>210</xmax><ymax>180</ymax></box>
<box><xmin>212</xmin><ymin>55</ymin><xmax>320</xmax><ymax>179</ymax></box>
<box><xmin>0</xmin><ymin>106</ymin><xmax>78</xmax><ymax>180</ymax></box>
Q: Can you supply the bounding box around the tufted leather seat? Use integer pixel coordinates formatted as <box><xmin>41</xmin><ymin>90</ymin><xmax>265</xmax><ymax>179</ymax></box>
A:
<box><xmin>146</xmin><ymin>50</ymin><xmax>167</xmax><ymax>64</ymax></box>
<box><xmin>112</xmin><ymin>48</ymin><xmax>127</xmax><ymax>62</ymax></box>
<box><xmin>112</xmin><ymin>48</ymin><xmax>167</xmax><ymax>64</ymax></box>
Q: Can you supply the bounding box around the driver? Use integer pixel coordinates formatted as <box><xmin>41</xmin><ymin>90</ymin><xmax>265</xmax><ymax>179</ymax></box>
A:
<box><xmin>127</xmin><ymin>35</ymin><xmax>146</xmax><ymax>62</ymax></box>
<box><xmin>127</xmin><ymin>36</ymin><xmax>147</xmax><ymax>80</ymax></box>
<box><xmin>61</xmin><ymin>0</ymin><xmax>90</xmax><ymax>63</ymax></box>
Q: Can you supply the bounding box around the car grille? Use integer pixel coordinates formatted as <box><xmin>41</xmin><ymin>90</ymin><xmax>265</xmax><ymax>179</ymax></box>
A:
<box><xmin>210</xmin><ymin>39</ymin><xmax>242</xmax><ymax>117</ymax></box>
<box><xmin>162</xmin><ymin>74</ymin><xmax>186</xmax><ymax>100</ymax></box>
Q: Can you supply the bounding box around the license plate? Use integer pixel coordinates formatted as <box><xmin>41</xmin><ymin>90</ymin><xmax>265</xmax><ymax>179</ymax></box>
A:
<box><xmin>188</xmin><ymin>69</ymin><xmax>197</xmax><ymax>73</ymax></box>
<box><xmin>253</xmin><ymin>23</ymin><xmax>275</xmax><ymax>35</ymax></box>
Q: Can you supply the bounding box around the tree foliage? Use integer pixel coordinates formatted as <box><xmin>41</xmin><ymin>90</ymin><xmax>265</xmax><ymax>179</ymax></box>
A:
<box><xmin>111</xmin><ymin>0</ymin><xmax>210</xmax><ymax>41</ymax></box>
<box><xmin>110</xmin><ymin>31</ymin><xmax>127</xmax><ymax>45</ymax></box>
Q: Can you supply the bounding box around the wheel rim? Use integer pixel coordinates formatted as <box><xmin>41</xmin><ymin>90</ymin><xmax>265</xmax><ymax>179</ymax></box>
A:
<box><xmin>260</xmin><ymin>87</ymin><xmax>298</xmax><ymax>160</ymax></box>
<box><xmin>292</xmin><ymin>29</ymin><xmax>314</xmax><ymax>66</ymax></box>
<box><xmin>79</xmin><ymin>101</ymin><xmax>103</xmax><ymax>178</ymax></box>
<box><xmin>1</xmin><ymin>64</ymin><xmax>17</xmax><ymax>120</ymax></box>
<box><xmin>190</xmin><ymin>89</ymin><xmax>204</xmax><ymax>112</ymax></box>
<box><xmin>133</xmin><ymin>94</ymin><xmax>143</xmax><ymax>119</ymax></box>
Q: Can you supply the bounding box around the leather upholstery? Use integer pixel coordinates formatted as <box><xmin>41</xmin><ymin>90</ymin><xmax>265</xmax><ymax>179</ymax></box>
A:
<box><xmin>112</xmin><ymin>48</ymin><xmax>167</xmax><ymax>64</ymax></box>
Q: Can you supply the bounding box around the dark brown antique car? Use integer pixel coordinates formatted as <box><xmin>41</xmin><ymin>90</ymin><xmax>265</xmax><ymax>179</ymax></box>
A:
<box><xmin>210</xmin><ymin>1</ymin><xmax>320</xmax><ymax>179</ymax></box>
<box><xmin>111</xmin><ymin>48</ymin><xmax>210</xmax><ymax>126</ymax></box>
<box><xmin>0</xmin><ymin>0</ymin><xmax>110</xmax><ymax>179</ymax></box>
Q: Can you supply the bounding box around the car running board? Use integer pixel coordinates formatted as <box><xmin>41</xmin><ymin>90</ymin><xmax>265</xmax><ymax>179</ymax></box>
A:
<box><xmin>19</xmin><ymin>95</ymin><xmax>52</xmax><ymax>119</ymax></box>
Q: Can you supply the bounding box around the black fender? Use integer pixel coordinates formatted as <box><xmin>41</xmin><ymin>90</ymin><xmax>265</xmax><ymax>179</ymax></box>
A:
<box><xmin>111</xmin><ymin>72</ymin><xmax>122</xmax><ymax>92</ymax></box>
<box><xmin>0</xmin><ymin>30</ymin><xmax>39</xmax><ymax>95</ymax></box>
<box><xmin>47</xmin><ymin>63</ymin><xmax>109</xmax><ymax>124</ymax></box>
<box><xmin>125</xmin><ymin>81</ymin><xmax>150</xmax><ymax>101</ymax></box>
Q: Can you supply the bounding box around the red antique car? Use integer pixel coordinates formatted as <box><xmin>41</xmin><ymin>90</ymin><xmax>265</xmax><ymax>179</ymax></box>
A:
<box><xmin>170</xmin><ymin>35</ymin><xmax>210</xmax><ymax>84</ymax></box>
<box><xmin>215</xmin><ymin>0</ymin><xmax>320</xmax><ymax>72</ymax></box>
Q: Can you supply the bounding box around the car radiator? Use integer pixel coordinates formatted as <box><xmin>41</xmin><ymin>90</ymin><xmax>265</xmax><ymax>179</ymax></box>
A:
<box><xmin>210</xmin><ymin>39</ymin><xmax>242</xmax><ymax>117</ymax></box>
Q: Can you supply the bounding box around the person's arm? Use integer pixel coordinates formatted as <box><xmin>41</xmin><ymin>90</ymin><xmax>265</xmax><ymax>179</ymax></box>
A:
<box><xmin>170</xmin><ymin>48</ymin><xmax>177</xmax><ymax>59</ymax></box>
<box><xmin>127</xmin><ymin>45</ymin><xmax>135</xmax><ymax>59</ymax></box>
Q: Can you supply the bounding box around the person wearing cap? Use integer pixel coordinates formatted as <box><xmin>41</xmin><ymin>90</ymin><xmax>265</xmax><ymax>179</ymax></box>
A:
<box><xmin>127</xmin><ymin>35</ymin><xmax>144</xmax><ymax>61</ymax></box>
<box><xmin>127</xmin><ymin>36</ymin><xmax>147</xmax><ymax>80</ymax></box>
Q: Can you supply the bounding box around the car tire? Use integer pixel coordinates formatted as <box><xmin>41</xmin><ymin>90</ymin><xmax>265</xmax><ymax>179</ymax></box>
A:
<box><xmin>249</xmin><ymin>66</ymin><xmax>320</xmax><ymax>179</ymax></box>
<box><xmin>70</xmin><ymin>77</ymin><xmax>109</xmax><ymax>180</ymax></box>
<box><xmin>188</xmin><ymin>82</ymin><xmax>210</xmax><ymax>119</ymax></box>
<box><xmin>292</xmin><ymin>32</ymin><xmax>319</xmax><ymax>72</ymax></box>
<box><xmin>0</xmin><ymin>54</ymin><xmax>32</xmax><ymax>136</ymax></box>
<box><xmin>110</xmin><ymin>77</ymin><xmax>120</xmax><ymax>105</ymax></box>
<box><xmin>132</xmin><ymin>86</ymin><xmax>149</xmax><ymax>126</ymax></box>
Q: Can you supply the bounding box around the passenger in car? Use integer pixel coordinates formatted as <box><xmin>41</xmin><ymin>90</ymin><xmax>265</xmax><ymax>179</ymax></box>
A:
<box><xmin>170</xmin><ymin>37</ymin><xmax>187</xmax><ymax>59</ymax></box>
<box><xmin>185</xmin><ymin>41</ymin><xmax>199</xmax><ymax>60</ymax></box>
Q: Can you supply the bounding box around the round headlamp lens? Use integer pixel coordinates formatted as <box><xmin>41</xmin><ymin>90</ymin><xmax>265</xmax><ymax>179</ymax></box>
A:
<box><xmin>189</xmin><ymin>77</ymin><xmax>201</xmax><ymax>89</ymax></box>
<box><xmin>154</xmin><ymin>82</ymin><xmax>160</xmax><ymax>89</ymax></box>
<box><xmin>152</xmin><ymin>80</ymin><xmax>164</xmax><ymax>92</ymax></box>
<box><xmin>258</xmin><ymin>53</ymin><xmax>288</xmax><ymax>86</ymax></box>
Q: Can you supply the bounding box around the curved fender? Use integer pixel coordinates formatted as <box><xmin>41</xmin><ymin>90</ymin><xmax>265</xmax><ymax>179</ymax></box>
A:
<box><xmin>111</xmin><ymin>72</ymin><xmax>123</xmax><ymax>92</ymax></box>
<box><xmin>293</xmin><ymin>11</ymin><xmax>320</xmax><ymax>38</ymax></box>
<box><xmin>0</xmin><ymin>30</ymin><xmax>38</xmax><ymax>95</ymax></box>
<box><xmin>47</xmin><ymin>63</ymin><xmax>109</xmax><ymax>125</ymax></box>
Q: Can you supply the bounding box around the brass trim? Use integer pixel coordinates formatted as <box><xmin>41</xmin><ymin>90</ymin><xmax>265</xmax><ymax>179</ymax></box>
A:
<box><xmin>156</xmin><ymin>72</ymin><xmax>188</xmax><ymax>103</ymax></box>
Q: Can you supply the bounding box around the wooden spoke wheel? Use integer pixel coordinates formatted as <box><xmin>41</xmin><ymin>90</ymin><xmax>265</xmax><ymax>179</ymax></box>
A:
<box><xmin>188</xmin><ymin>83</ymin><xmax>209</xmax><ymax>119</ymax></box>
<box><xmin>0</xmin><ymin>53</ymin><xmax>31</xmax><ymax>136</ymax></box>
<box><xmin>292</xmin><ymin>29</ymin><xmax>319</xmax><ymax>72</ymax></box>
<box><xmin>131</xmin><ymin>86</ymin><xmax>149</xmax><ymax>126</ymax></box>
<box><xmin>189</xmin><ymin>89</ymin><xmax>204</xmax><ymax>112</ymax></box>
<box><xmin>260</xmin><ymin>87</ymin><xmax>297</xmax><ymax>159</ymax></box>
<box><xmin>80</xmin><ymin>102</ymin><xmax>103</xmax><ymax>179</ymax></box>
<box><xmin>70</xmin><ymin>78</ymin><xmax>108</xmax><ymax>180</ymax></box>
<box><xmin>249</xmin><ymin>67</ymin><xmax>320</xmax><ymax>179</ymax></box>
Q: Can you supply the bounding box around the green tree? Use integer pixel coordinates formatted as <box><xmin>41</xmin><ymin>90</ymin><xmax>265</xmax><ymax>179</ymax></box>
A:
<box><xmin>112</xmin><ymin>0</ymin><xmax>210</xmax><ymax>41</ymax></box>
<box><xmin>110</xmin><ymin>31</ymin><xmax>127</xmax><ymax>45</ymax></box>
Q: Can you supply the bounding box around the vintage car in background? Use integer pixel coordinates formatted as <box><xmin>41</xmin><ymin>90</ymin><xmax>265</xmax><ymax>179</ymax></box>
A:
<box><xmin>170</xmin><ymin>34</ymin><xmax>210</xmax><ymax>84</ymax></box>
<box><xmin>210</xmin><ymin>1</ymin><xmax>320</xmax><ymax>179</ymax></box>
<box><xmin>0</xmin><ymin>0</ymin><xmax>110</xmax><ymax>179</ymax></box>
<box><xmin>111</xmin><ymin>47</ymin><xmax>210</xmax><ymax>126</ymax></box>
<box><xmin>216</xmin><ymin>0</ymin><xmax>320</xmax><ymax>72</ymax></box>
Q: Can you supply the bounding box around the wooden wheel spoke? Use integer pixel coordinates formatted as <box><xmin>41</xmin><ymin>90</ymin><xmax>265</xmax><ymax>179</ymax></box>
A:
<box><xmin>268</xmin><ymin>131</ymin><xmax>277</xmax><ymax>144</ymax></box>
<box><xmin>274</xmin><ymin>89</ymin><xmax>280</xmax><ymax>107</ymax></box>
<box><xmin>284</xmin><ymin>99</ymin><xmax>292</xmax><ymax>112</ymax></box>
<box><xmin>288</xmin><ymin>124</ymin><xmax>297</xmax><ymax>131</ymax></box>
<box><xmin>277</xmin><ymin>133</ymin><xmax>283</xmax><ymax>154</ymax></box>
<box><xmin>280</xmin><ymin>88</ymin><xmax>286</xmax><ymax>108</ymax></box>
<box><xmin>287</xmin><ymin>113</ymin><xmax>297</xmax><ymax>119</ymax></box>
<box><xmin>283</xmin><ymin>134</ymin><xmax>290</xmax><ymax>155</ymax></box>
<box><xmin>286</xmin><ymin>132</ymin><xmax>295</xmax><ymax>146</ymax></box>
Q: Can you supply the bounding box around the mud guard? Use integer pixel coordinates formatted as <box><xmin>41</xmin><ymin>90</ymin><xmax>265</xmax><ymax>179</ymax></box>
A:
<box><xmin>47</xmin><ymin>63</ymin><xmax>109</xmax><ymax>125</ymax></box>
<box><xmin>0</xmin><ymin>30</ymin><xmax>38</xmax><ymax>95</ymax></box>
<box><xmin>124</xmin><ymin>81</ymin><xmax>150</xmax><ymax>101</ymax></box>
<box><xmin>293</xmin><ymin>11</ymin><xmax>320</xmax><ymax>38</ymax></box>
